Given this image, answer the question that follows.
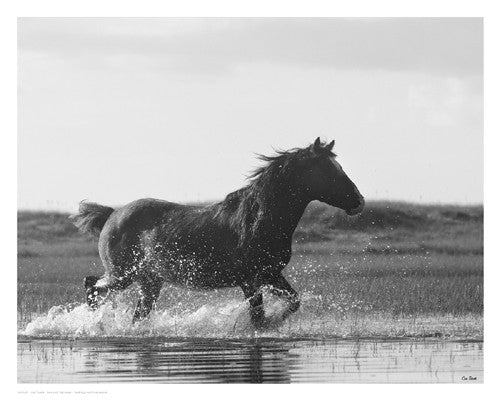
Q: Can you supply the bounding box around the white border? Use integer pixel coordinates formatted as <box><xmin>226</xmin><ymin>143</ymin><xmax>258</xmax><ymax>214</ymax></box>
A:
<box><xmin>4</xmin><ymin>1</ymin><xmax>497</xmax><ymax>399</ymax></box>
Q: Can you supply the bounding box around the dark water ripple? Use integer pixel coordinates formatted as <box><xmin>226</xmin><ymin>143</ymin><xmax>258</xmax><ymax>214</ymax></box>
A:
<box><xmin>18</xmin><ymin>337</ymin><xmax>483</xmax><ymax>383</ymax></box>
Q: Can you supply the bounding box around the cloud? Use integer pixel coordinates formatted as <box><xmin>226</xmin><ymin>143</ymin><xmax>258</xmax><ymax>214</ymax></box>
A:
<box><xmin>18</xmin><ymin>18</ymin><xmax>482</xmax><ymax>76</ymax></box>
<box><xmin>408</xmin><ymin>77</ymin><xmax>483</xmax><ymax>128</ymax></box>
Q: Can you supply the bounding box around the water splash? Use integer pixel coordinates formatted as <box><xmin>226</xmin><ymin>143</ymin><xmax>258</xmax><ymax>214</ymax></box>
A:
<box><xmin>20</xmin><ymin>289</ymin><xmax>482</xmax><ymax>339</ymax></box>
<box><xmin>22</xmin><ymin>290</ymin><xmax>291</xmax><ymax>338</ymax></box>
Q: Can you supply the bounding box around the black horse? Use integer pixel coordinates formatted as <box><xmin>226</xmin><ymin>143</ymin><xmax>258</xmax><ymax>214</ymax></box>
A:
<box><xmin>71</xmin><ymin>138</ymin><xmax>364</xmax><ymax>327</ymax></box>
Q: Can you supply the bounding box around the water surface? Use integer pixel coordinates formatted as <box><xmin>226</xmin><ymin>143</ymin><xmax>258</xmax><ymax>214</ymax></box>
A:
<box><xmin>18</xmin><ymin>337</ymin><xmax>482</xmax><ymax>383</ymax></box>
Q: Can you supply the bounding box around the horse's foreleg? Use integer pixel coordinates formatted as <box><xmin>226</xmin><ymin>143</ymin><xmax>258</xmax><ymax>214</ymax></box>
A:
<box><xmin>241</xmin><ymin>283</ymin><xmax>265</xmax><ymax>328</ymax></box>
<box><xmin>132</xmin><ymin>277</ymin><xmax>163</xmax><ymax>323</ymax></box>
<box><xmin>84</xmin><ymin>276</ymin><xmax>101</xmax><ymax>308</ymax></box>
<box><xmin>269</xmin><ymin>274</ymin><xmax>300</xmax><ymax>316</ymax></box>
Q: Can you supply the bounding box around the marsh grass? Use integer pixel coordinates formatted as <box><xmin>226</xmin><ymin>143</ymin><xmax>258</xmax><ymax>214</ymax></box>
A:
<box><xmin>17</xmin><ymin>201</ymin><xmax>483</xmax><ymax>333</ymax></box>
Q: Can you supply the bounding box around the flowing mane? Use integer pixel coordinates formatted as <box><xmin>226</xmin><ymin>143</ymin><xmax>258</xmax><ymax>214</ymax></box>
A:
<box><xmin>215</xmin><ymin>142</ymin><xmax>334</xmax><ymax>246</ymax></box>
<box><xmin>247</xmin><ymin>147</ymin><xmax>308</xmax><ymax>181</ymax></box>
<box><xmin>248</xmin><ymin>143</ymin><xmax>336</xmax><ymax>181</ymax></box>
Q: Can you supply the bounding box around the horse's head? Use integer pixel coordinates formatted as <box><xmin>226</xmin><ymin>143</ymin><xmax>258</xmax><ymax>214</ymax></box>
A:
<box><xmin>298</xmin><ymin>137</ymin><xmax>364</xmax><ymax>215</ymax></box>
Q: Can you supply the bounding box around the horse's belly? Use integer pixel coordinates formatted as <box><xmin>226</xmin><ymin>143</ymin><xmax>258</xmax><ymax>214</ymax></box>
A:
<box><xmin>157</xmin><ymin>256</ymin><xmax>237</xmax><ymax>289</ymax></box>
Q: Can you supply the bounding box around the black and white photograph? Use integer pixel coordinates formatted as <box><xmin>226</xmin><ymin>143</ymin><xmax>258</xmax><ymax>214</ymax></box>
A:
<box><xmin>14</xmin><ymin>12</ymin><xmax>489</xmax><ymax>389</ymax></box>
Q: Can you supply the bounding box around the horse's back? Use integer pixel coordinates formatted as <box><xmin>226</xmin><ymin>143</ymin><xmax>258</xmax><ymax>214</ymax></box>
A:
<box><xmin>102</xmin><ymin>198</ymin><xmax>185</xmax><ymax>235</ymax></box>
<box><xmin>96</xmin><ymin>197</ymin><xmax>243</xmax><ymax>288</ymax></box>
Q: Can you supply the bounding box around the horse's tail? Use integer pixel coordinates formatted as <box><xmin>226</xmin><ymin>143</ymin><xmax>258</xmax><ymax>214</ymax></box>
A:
<box><xmin>70</xmin><ymin>200</ymin><xmax>115</xmax><ymax>237</ymax></box>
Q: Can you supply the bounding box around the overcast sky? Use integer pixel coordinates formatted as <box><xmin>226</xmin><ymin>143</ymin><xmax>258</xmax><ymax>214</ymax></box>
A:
<box><xmin>18</xmin><ymin>18</ymin><xmax>483</xmax><ymax>210</ymax></box>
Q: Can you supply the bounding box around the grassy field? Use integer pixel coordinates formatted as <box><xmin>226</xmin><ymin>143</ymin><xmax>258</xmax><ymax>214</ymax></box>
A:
<box><xmin>17</xmin><ymin>200</ymin><xmax>483</xmax><ymax>337</ymax></box>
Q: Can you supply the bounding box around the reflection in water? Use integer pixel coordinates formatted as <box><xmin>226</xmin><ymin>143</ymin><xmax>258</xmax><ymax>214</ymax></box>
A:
<box><xmin>17</xmin><ymin>338</ymin><xmax>483</xmax><ymax>384</ymax></box>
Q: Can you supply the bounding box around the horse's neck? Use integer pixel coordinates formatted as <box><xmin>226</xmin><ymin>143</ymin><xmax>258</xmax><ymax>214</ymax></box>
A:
<box><xmin>253</xmin><ymin>183</ymin><xmax>309</xmax><ymax>242</ymax></box>
<box><xmin>224</xmin><ymin>177</ymin><xmax>310</xmax><ymax>245</ymax></box>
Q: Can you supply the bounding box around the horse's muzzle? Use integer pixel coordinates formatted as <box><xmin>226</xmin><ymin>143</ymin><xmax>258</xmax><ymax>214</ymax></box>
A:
<box><xmin>346</xmin><ymin>197</ymin><xmax>365</xmax><ymax>216</ymax></box>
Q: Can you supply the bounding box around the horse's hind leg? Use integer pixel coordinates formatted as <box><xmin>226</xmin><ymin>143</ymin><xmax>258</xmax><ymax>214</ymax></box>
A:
<box><xmin>132</xmin><ymin>276</ymin><xmax>164</xmax><ymax>323</ymax></box>
<box><xmin>269</xmin><ymin>274</ymin><xmax>300</xmax><ymax>317</ymax></box>
<box><xmin>241</xmin><ymin>283</ymin><xmax>265</xmax><ymax>328</ymax></box>
<box><xmin>84</xmin><ymin>274</ymin><xmax>132</xmax><ymax>309</ymax></box>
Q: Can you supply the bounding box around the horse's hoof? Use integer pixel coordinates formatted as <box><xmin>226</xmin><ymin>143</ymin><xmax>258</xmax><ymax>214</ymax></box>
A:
<box><xmin>250</xmin><ymin>314</ymin><xmax>268</xmax><ymax>330</ymax></box>
<box><xmin>84</xmin><ymin>275</ymin><xmax>100</xmax><ymax>289</ymax></box>
<box><xmin>289</xmin><ymin>299</ymin><xmax>300</xmax><ymax>313</ymax></box>
<box><xmin>86</xmin><ymin>287</ymin><xmax>99</xmax><ymax>310</ymax></box>
<box><xmin>132</xmin><ymin>312</ymin><xmax>148</xmax><ymax>324</ymax></box>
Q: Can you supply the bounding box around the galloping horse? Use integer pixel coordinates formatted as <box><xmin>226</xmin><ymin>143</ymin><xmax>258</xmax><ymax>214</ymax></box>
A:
<box><xmin>71</xmin><ymin>138</ymin><xmax>364</xmax><ymax>327</ymax></box>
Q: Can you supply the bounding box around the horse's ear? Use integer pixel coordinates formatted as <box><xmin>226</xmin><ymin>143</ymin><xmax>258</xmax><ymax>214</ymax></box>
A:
<box><xmin>312</xmin><ymin>137</ymin><xmax>322</xmax><ymax>153</ymax></box>
<box><xmin>326</xmin><ymin>140</ymin><xmax>335</xmax><ymax>152</ymax></box>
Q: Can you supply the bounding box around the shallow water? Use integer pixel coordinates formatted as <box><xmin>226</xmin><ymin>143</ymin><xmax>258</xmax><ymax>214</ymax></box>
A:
<box><xmin>19</xmin><ymin>290</ymin><xmax>483</xmax><ymax>339</ymax></box>
<box><xmin>18</xmin><ymin>290</ymin><xmax>483</xmax><ymax>383</ymax></box>
<box><xmin>18</xmin><ymin>337</ymin><xmax>482</xmax><ymax>383</ymax></box>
